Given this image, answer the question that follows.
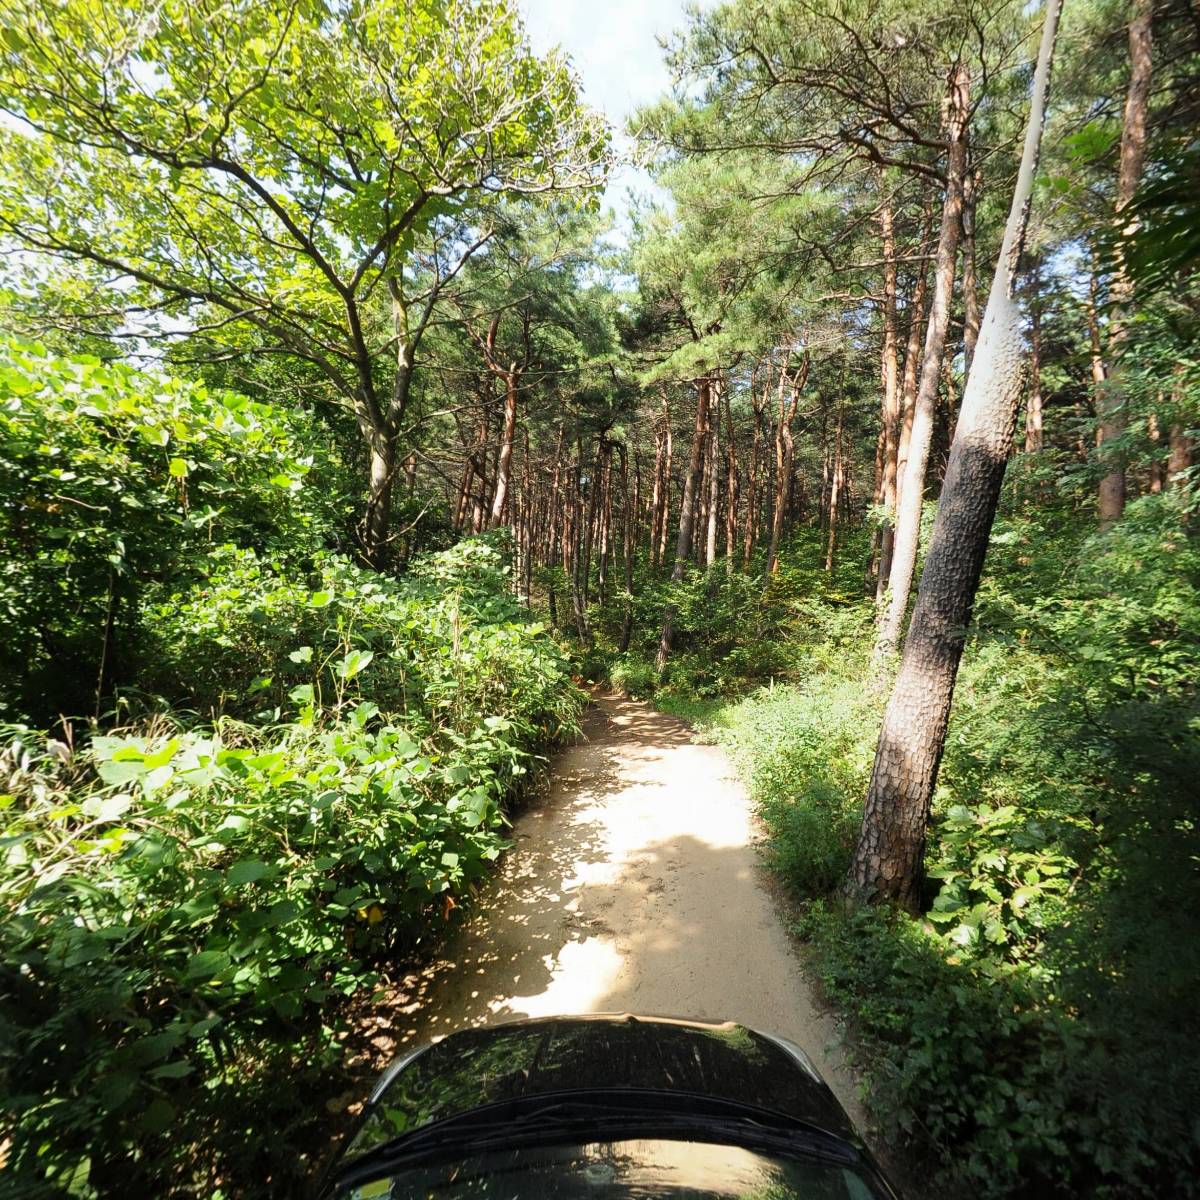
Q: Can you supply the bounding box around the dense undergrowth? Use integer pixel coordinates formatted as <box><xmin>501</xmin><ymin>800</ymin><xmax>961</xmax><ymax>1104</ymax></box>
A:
<box><xmin>577</xmin><ymin>482</ymin><xmax>1200</xmax><ymax>1199</ymax></box>
<box><xmin>0</xmin><ymin>342</ymin><xmax>583</xmax><ymax>1198</ymax></box>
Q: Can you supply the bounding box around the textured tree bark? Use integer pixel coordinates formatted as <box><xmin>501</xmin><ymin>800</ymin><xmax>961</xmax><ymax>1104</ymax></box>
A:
<box><xmin>649</xmin><ymin>420</ymin><xmax>666</xmax><ymax>569</ymax></box>
<box><xmin>1098</xmin><ymin>0</ymin><xmax>1153</xmax><ymax>528</ymax></box>
<box><xmin>489</xmin><ymin>364</ymin><xmax>521</xmax><ymax>528</ymax></box>
<box><xmin>767</xmin><ymin>356</ymin><xmax>807</xmax><ymax>575</ymax></box>
<box><xmin>658</xmin><ymin>379</ymin><xmax>711</xmax><ymax>670</ymax></box>
<box><xmin>618</xmin><ymin>443</ymin><xmax>636</xmax><ymax>653</ymax></box>
<box><xmin>570</xmin><ymin>442</ymin><xmax>592</xmax><ymax>645</ymax></box>
<box><xmin>1087</xmin><ymin>262</ymin><xmax>1109</xmax><ymax>433</ymax></box>
<box><xmin>469</xmin><ymin>400</ymin><xmax>490</xmax><ymax>535</ymax></box>
<box><xmin>742</xmin><ymin>377</ymin><xmax>768</xmax><ymax>570</ymax></box>
<box><xmin>1167</xmin><ymin>423</ymin><xmax>1193</xmax><ymax>487</ymax></box>
<box><xmin>580</xmin><ymin>439</ymin><xmax>603</xmax><ymax>609</ymax></box>
<box><xmin>875</xmin><ymin>62</ymin><xmax>971</xmax><ymax>656</ymax></box>
<box><xmin>363</xmin><ymin>432</ymin><xmax>397</xmax><ymax>568</ymax></box>
<box><xmin>873</xmin><ymin>187</ymin><xmax>902</xmax><ymax>596</ymax></box>
<box><xmin>724</xmin><ymin>384</ymin><xmax>739</xmax><ymax>572</ymax></box>
<box><xmin>882</xmin><ymin>208</ymin><xmax>934</xmax><ymax>602</ymax></box>
<box><xmin>596</xmin><ymin>443</ymin><xmax>613</xmax><ymax>604</ymax></box>
<box><xmin>705</xmin><ymin>389</ymin><xmax>721</xmax><ymax>568</ymax></box>
<box><xmin>847</xmin><ymin>0</ymin><xmax>1062</xmax><ymax>910</ymax></box>
<box><xmin>658</xmin><ymin>396</ymin><xmax>674</xmax><ymax>571</ymax></box>
<box><xmin>960</xmin><ymin>163</ymin><xmax>982</xmax><ymax>374</ymax></box>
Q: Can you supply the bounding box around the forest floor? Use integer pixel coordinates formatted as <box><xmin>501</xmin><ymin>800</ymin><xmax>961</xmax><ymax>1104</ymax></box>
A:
<box><xmin>372</xmin><ymin>689</ymin><xmax>868</xmax><ymax>1133</ymax></box>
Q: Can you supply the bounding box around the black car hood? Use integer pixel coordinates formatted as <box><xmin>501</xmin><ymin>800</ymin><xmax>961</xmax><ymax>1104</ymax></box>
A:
<box><xmin>344</xmin><ymin>1014</ymin><xmax>861</xmax><ymax>1164</ymax></box>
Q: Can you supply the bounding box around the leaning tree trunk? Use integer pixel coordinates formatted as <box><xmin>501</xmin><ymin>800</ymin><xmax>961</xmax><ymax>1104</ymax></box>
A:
<box><xmin>875</xmin><ymin>61</ymin><xmax>971</xmax><ymax>656</ymax></box>
<box><xmin>1098</xmin><ymin>0</ymin><xmax>1153</xmax><ymax>528</ymax></box>
<box><xmin>657</xmin><ymin>378</ymin><xmax>711</xmax><ymax>670</ymax></box>
<box><xmin>846</xmin><ymin>0</ymin><xmax>1062</xmax><ymax>910</ymax></box>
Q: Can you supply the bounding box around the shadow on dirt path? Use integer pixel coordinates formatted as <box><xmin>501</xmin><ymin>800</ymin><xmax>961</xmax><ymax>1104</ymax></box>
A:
<box><xmin>375</xmin><ymin>691</ymin><xmax>868</xmax><ymax>1132</ymax></box>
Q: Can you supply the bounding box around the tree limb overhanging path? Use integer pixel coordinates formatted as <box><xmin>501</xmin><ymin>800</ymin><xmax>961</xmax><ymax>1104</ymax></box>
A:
<box><xmin>382</xmin><ymin>692</ymin><xmax>867</xmax><ymax>1132</ymax></box>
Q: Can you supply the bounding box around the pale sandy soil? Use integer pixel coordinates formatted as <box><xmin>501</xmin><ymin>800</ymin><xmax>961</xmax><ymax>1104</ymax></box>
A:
<box><xmin>370</xmin><ymin>690</ymin><xmax>869</xmax><ymax>1134</ymax></box>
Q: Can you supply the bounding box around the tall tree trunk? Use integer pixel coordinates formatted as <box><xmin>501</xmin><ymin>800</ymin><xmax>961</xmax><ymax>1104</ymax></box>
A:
<box><xmin>1167</xmin><ymin>424</ymin><xmax>1193</xmax><ymax>486</ymax></box>
<box><xmin>881</xmin><ymin>208</ymin><xmax>934</xmax><ymax>602</ymax></box>
<box><xmin>363</xmin><ymin>428</ymin><xmax>397</xmax><ymax>568</ymax></box>
<box><xmin>742</xmin><ymin>377</ymin><xmax>767</xmax><ymax>570</ymax></box>
<box><xmin>618</xmin><ymin>443</ymin><xmax>636</xmax><ymax>653</ymax></box>
<box><xmin>649</xmin><ymin>421</ymin><xmax>666</xmax><ymax>568</ymax></box>
<box><xmin>960</xmin><ymin>163</ymin><xmax>982</xmax><ymax>373</ymax></box>
<box><xmin>767</xmin><ymin>357</ymin><xmax>807</xmax><ymax>575</ymax></box>
<box><xmin>826</xmin><ymin>405</ymin><xmax>844</xmax><ymax>572</ymax></box>
<box><xmin>658</xmin><ymin>379</ymin><xmax>711</xmax><ymax>670</ymax></box>
<box><xmin>875</xmin><ymin>62</ymin><xmax>971</xmax><ymax>655</ymax></box>
<box><xmin>847</xmin><ymin>0</ymin><xmax>1062</xmax><ymax>909</ymax></box>
<box><xmin>570</xmin><ymin>442</ymin><xmax>592</xmax><ymax>645</ymax></box>
<box><xmin>724</xmin><ymin>383</ymin><xmax>739</xmax><ymax>571</ymax></box>
<box><xmin>1087</xmin><ymin>260</ymin><xmax>1109</xmax><ymax>446</ymax></box>
<box><xmin>469</xmin><ymin>401</ymin><xmax>490</xmax><ymax>535</ymax></box>
<box><xmin>489</xmin><ymin>364</ymin><xmax>521</xmax><ymax>528</ymax></box>
<box><xmin>869</xmin><ymin>191</ymin><xmax>901</xmax><ymax>593</ymax></box>
<box><xmin>705</xmin><ymin>385</ymin><xmax>721</xmax><ymax>568</ymax></box>
<box><xmin>597</xmin><ymin>444</ymin><xmax>613</xmax><ymax>604</ymax></box>
<box><xmin>1098</xmin><ymin>0</ymin><xmax>1153</xmax><ymax>528</ymax></box>
<box><xmin>658</xmin><ymin>395</ymin><xmax>674</xmax><ymax>571</ymax></box>
<box><xmin>697</xmin><ymin>424</ymin><xmax>713</xmax><ymax>567</ymax></box>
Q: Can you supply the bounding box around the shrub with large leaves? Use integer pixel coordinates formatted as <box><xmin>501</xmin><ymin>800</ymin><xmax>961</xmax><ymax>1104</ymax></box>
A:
<box><xmin>0</xmin><ymin>339</ymin><xmax>343</xmax><ymax>723</ymax></box>
<box><xmin>1</xmin><ymin>540</ymin><xmax>584</xmax><ymax>1197</ymax></box>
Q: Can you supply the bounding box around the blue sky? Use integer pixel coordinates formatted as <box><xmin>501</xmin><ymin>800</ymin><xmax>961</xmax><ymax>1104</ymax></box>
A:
<box><xmin>518</xmin><ymin>0</ymin><xmax>708</xmax><ymax>220</ymax></box>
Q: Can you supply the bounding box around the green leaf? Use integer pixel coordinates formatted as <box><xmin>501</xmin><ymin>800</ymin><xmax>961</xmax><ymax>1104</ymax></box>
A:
<box><xmin>185</xmin><ymin>950</ymin><xmax>230</xmax><ymax>981</ymax></box>
<box><xmin>168</xmin><ymin>457</ymin><xmax>188</xmax><ymax>478</ymax></box>
<box><xmin>81</xmin><ymin>793</ymin><xmax>133</xmax><ymax>822</ymax></box>
<box><xmin>226</xmin><ymin>860</ymin><xmax>269</xmax><ymax>886</ymax></box>
<box><xmin>336</xmin><ymin>649</ymin><xmax>374</xmax><ymax>680</ymax></box>
<box><xmin>150</xmin><ymin>1060</ymin><xmax>194</xmax><ymax>1080</ymax></box>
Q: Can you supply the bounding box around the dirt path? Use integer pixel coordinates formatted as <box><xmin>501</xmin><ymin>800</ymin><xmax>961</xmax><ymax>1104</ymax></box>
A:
<box><xmin>387</xmin><ymin>691</ymin><xmax>867</xmax><ymax>1129</ymax></box>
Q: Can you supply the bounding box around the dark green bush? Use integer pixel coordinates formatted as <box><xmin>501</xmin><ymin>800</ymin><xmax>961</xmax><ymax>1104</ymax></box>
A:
<box><xmin>0</xmin><ymin>340</ymin><xmax>587</xmax><ymax>1198</ymax></box>
<box><xmin>0</xmin><ymin>339</ymin><xmax>345</xmax><ymax>725</ymax></box>
<box><xmin>0</xmin><ymin>539</ymin><xmax>584</xmax><ymax>1198</ymax></box>
<box><xmin>702</xmin><ymin>489</ymin><xmax>1200</xmax><ymax>1198</ymax></box>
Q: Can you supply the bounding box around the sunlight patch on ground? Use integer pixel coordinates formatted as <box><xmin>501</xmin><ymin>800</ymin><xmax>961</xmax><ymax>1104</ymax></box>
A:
<box><xmin>499</xmin><ymin>938</ymin><xmax>625</xmax><ymax>1018</ymax></box>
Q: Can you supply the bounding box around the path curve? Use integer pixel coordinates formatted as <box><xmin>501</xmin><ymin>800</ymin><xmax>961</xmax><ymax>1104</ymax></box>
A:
<box><xmin>388</xmin><ymin>691</ymin><xmax>867</xmax><ymax>1130</ymax></box>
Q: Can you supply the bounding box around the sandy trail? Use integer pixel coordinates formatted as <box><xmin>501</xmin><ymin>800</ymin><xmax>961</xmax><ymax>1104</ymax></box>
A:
<box><xmin>387</xmin><ymin>690</ymin><xmax>867</xmax><ymax>1129</ymax></box>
